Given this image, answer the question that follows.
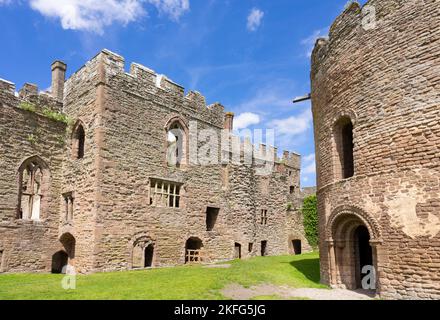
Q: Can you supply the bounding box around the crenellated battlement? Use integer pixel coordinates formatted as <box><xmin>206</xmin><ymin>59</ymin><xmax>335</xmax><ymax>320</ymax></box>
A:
<box><xmin>65</xmin><ymin>49</ymin><xmax>225</xmax><ymax>124</ymax></box>
<box><xmin>0</xmin><ymin>78</ymin><xmax>15</xmax><ymax>94</ymax></box>
<box><xmin>0</xmin><ymin>77</ymin><xmax>62</xmax><ymax>114</ymax></box>
<box><xmin>221</xmin><ymin>135</ymin><xmax>301</xmax><ymax>173</ymax></box>
<box><xmin>311</xmin><ymin>0</ymin><xmax>410</xmax><ymax>74</ymax></box>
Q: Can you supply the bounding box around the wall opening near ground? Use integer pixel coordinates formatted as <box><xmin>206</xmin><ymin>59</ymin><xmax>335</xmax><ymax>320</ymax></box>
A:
<box><xmin>292</xmin><ymin>240</ymin><xmax>302</xmax><ymax>255</ymax></box>
<box><xmin>261</xmin><ymin>241</ymin><xmax>267</xmax><ymax>256</ymax></box>
<box><xmin>185</xmin><ymin>237</ymin><xmax>204</xmax><ymax>263</ymax></box>
<box><xmin>234</xmin><ymin>243</ymin><xmax>241</xmax><ymax>259</ymax></box>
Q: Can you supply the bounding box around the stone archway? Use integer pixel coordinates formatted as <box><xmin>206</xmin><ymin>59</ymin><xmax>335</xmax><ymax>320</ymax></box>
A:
<box><xmin>326</xmin><ymin>206</ymin><xmax>381</xmax><ymax>291</ymax></box>
<box><xmin>52</xmin><ymin>233</ymin><xmax>75</xmax><ymax>273</ymax></box>
<box><xmin>132</xmin><ymin>236</ymin><xmax>155</xmax><ymax>269</ymax></box>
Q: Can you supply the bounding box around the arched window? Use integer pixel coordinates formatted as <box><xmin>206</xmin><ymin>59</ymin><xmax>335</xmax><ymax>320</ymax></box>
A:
<box><xmin>72</xmin><ymin>122</ymin><xmax>85</xmax><ymax>160</ymax></box>
<box><xmin>165</xmin><ymin>117</ymin><xmax>188</xmax><ymax>167</ymax></box>
<box><xmin>18</xmin><ymin>156</ymin><xmax>48</xmax><ymax>220</ymax></box>
<box><xmin>334</xmin><ymin>117</ymin><xmax>354</xmax><ymax>179</ymax></box>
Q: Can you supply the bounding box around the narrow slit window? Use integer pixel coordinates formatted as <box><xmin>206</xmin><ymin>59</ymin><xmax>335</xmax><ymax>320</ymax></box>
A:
<box><xmin>260</xmin><ymin>209</ymin><xmax>268</xmax><ymax>225</ymax></box>
<box><xmin>334</xmin><ymin>117</ymin><xmax>354</xmax><ymax>179</ymax></box>
<box><xmin>63</xmin><ymin>192</ymin><xmax>74</xmax><ymax>222</ymax></box>
<box><xmin>72</xmin><ymin>123</ymin><xmax>85</xmax><ymax>160</ymax></box>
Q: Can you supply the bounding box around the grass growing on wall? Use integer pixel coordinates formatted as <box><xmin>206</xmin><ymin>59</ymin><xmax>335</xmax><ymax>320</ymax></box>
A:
<box><xmin>42</xmin><ymin>107</ymin><xmax>72</xmax><ymax>125</ymax></box>
<box><xmin>18</xmin><ymin>102</ymin><xmax>71</xmax><ymax>125</ymax></box>
<box><xmin>0</xmin><ymin>252</ymin><xmax>324</xmax><ymax>300</ymax></box>
<box><xmin>18</xmin><ymin>101</ymin><xmax>36</xmax><ymax>112</ymax></box>
<box><xmin>302</xmin><ymin>195</ymin><xmax>319</xmax><ymax>248</ymax></box>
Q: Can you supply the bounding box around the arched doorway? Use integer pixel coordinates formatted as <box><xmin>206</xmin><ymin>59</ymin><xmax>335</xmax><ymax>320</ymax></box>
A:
<box><xmin>52</xmin><ymin>233</ymin><xmax>76</xmax><ymax>274</ymax></box>
<box><xmin>185</xmin><ymin>237</ymin><xmax>203</xmax><ymax>263</ymax></box>
<box><xmin>328</xmin><ymin>211</ymin><xmax>378</xmax><ymax>291</ymax></box>
<box><xmin>144</xmin><ymin>244</ymin><xmax>154</xmax><ymax>268</ymax></box>
<box><xmin>132</xmin><ymin>236</ymin><xmax>155</xmax><ymax>269</ymax></box>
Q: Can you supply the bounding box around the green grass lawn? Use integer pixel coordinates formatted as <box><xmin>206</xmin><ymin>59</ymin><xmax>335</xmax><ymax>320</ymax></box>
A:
<box><xmin>0</xmin><ymin>252</ymin><xmax>325</xmax><ymax>300</ymax></box>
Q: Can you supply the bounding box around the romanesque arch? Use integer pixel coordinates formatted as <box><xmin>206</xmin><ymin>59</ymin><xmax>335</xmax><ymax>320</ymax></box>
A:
<box><xmin>326</xmin><ymin>205</ymin><xmax>382</xmax><ymax>290</ymax></box>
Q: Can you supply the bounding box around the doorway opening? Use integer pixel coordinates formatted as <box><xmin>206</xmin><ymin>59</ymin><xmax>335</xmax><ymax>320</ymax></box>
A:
<box><xmin>234</xmin><ymin>243</ymin><xmax>242</xmax><ymax>259</ymax></box>
<box><xmin>144</xmin><ymin>244</ymin><xmax>154</xmax><ymax>268</ymax></box>
<box><xmin>261</xmin><ymin>241</ymin><xmax>267</xmax><ymax>257</ymax></box>
<box><xmin>354</xmin><ymin>225</ymin><xmax>373</xmax><ymax>288</ymax></box>
<box><xmin>185</xmin><ymin>237</ymin><xmax>204</xmax><ymax>263</ymax></box>
<box><xmin>292</xmin><ymin>240</ymin><xmax>302</xmax><ymax>255</ymax></box>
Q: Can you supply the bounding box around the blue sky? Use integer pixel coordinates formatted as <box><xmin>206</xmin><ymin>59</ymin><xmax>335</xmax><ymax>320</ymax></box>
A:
<box><xmin>0</xmin><ymin>0</ymin><xmax>367</xmax><ymax>187</ymax></box>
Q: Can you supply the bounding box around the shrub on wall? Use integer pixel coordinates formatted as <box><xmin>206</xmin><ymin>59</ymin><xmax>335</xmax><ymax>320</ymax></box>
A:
<box><xmin>302</xmin><ymin>195</ymin><xmax>318</xmax><ymax>248</ymax></box>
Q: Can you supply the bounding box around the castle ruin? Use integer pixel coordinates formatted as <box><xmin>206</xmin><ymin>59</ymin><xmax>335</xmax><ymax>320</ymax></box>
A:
<box><xmin>0</xmin><ymin>49</ymin><xmax>310</xmax><ymax>274</ymax></box>
<box><xmin>312</xmin><ymin>0</ymin><xmax>440</xmax><ymax>299</ymax></box>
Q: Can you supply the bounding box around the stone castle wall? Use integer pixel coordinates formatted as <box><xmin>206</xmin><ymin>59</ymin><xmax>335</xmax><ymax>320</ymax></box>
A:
<box><xmin>312</xmin><ymin>0</ymin><xmax>440</xmax><ymax>299</ymax></box>
<box><xmin>0</xmin><ymin>49</ymin><xmax>310</xmax><ymax>274</ymax></box>
<box><xmin>0</xmin><ymin>81</ymin><xmax>66</xmax><ymax>272</ymax></box>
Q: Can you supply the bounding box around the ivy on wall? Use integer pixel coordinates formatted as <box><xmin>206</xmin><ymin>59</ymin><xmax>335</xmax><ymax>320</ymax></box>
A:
<box><xmin>302</xmin><ymin>194</ymin><xmax>318</xmax><ymax>248</ymax></box>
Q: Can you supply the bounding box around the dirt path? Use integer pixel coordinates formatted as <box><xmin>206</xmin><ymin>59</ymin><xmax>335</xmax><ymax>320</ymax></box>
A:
<box><xmin>221</xmin><ymin>283</ymin><xmax>376</xmax><ymax>300</ymax></box>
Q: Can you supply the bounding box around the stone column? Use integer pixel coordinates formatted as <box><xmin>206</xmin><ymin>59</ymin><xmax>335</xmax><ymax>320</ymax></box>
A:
<box><xmin>370</xmin><ymin>240</ymin><xmax>383</xmax><ymax>295</ymax></box>
<box><xmin>327</xmin><ymin>239</ymin><xmax>337</xmax><ymax>287</ymax></box>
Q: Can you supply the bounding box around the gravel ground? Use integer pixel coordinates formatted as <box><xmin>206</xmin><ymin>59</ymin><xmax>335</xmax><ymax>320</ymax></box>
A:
<box><xmin>221</xmin><ymin>283</ymin><xmax>376</xmax><ymax>300</ymax></box>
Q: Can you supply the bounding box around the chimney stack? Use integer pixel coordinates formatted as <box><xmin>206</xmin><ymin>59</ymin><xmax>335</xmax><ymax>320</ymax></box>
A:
<box><xmin>224</xmin><ymin>112</ymin><xmax>234</xmax><ymax>131</ymax></box>
<box><xmin>51</xmin><ymin>61</ymin><xmax>67</xmax><ymax>102</ymax></box>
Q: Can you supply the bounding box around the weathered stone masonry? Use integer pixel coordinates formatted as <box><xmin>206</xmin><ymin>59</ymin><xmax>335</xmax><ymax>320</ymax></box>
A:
<box><xmin>0</xmin><ymin>49</ymin><xmax>310</xmax><ymax>274</ymax></box>
<box><xmin>312</xmin><ymin>0</ymin><xmax>440</xmax><ymax>299</ymax></box>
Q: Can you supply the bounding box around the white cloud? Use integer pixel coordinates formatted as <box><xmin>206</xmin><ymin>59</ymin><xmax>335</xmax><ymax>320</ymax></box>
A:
<box><xmin>247</xmin><ymin>8</ymin><xmax>264</xmax><ymax>32</ymax></box>
<box><xmin>148</xmin><ymin>0</ymin><xmax>189</xmax><ymax>21</ymax></box>
<box><xmin>234</xmin><ymin>85</ymin><xmax>294</xmax><ymax>113</ymax></box>
<box><xmin>28</xmin><ymin>0</ymin><xmax>190</xmax><ymax>34</ymax></box>
<box><xmin>30</xmin><ymin>0</ymin><xmax>144</xmax><ymax>33</ymax></box>
<box><xmin>268</xmin><ymin>108</ymin><xmax>312</xmax><ymax>137</ymax></box>
<box><xmin>301</xmin><ymin>27</ymin><xmax>329</xmax><ymax>57</ymax></box>
<box><xmin>234</xmin><ymin>112</ymin><xmax>261</xmax><ymax>130</ymax></box>
<box><xmin>302</xmin><ymin>153</ymin><xmax>316</xmax><ymax>174</ymax></box>
<box><xmin>0</xmin><ymin>0</ymin><xmax>12</xmax><ymax>5</ymax></box>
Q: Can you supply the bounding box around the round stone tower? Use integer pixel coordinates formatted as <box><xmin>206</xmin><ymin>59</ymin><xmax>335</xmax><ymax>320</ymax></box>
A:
<box><xmin>311</xmin><ymin>0</ymin><xmax>440</xmax><ymax>299</ymax></box>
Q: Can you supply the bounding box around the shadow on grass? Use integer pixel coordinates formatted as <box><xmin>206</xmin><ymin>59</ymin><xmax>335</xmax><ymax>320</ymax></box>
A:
<box><xmin>289</xmin><ymin>257</ymin><xmax>321</xmax><ymax>284</ymax></box>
